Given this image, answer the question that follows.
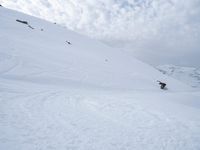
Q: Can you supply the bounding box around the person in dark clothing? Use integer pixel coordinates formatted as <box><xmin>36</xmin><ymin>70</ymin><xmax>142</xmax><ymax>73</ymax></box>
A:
<box><xmin>157</xmin><ymin>81</ymin><xmax>167</xmax><ymax>89</ymax></box>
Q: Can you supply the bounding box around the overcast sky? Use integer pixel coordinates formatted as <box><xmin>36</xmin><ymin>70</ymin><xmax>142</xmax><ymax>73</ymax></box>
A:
<box><xmin>1</xmin><ymin>0</ymin><xmax>200</xmax><ymax>66</ymax></box>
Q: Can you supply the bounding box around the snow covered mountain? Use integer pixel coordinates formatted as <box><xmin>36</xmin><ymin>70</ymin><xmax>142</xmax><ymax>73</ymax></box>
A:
<box><xmin>157</xmin><ymin>65</ymin><xmax>200</xmax><ymax>89</ymax></box>
<box><xmin>0</xmin><ymin>5</ymin><xmax>190</xmax><ymax>91</ymax></box>
<box><xmin>0</xmin><ymin>7</ymin><xmax>200</xmax><ymax>150</ymax></box>
<box><xmin>1</xmin><ymin>0</ymin><xmax>200</xmax><ymax>68</ymax></box>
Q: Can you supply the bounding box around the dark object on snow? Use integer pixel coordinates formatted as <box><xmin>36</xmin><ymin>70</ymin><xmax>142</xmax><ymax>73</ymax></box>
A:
<box><xmin>157</xmin><ymin>80</ymin><xmax>167</xmax><ymax>89</ymax></box>
<box><xmin>16</xmin><ymin>19</ymin><xmax>34</xmax><ymax>29</ymax></box>
<box><xmin>28</xmin><ymin>25</ymin><xmax>34</xmax><ymax>29</ymax></box>
<box><xmin>0</xmin><ymin>4</ymin><xmax>2</xmax><ymax>7</ymax></box>
<box><xmin>16</xmin><ymin>19</ymin><xmax>28</xmax><ymax>25</ymax></box>
<box><xmin>41</xmin><ymin>28</ymin><xmax>44</xmax><ymax>31</ymax></box>
<box><xmin>66</xmin><ymin>41</ymin><xmax>71</xmax><ymax>45</ymax></box>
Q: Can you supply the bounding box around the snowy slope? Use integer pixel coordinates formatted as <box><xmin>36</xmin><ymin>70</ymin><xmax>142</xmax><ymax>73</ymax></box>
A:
<box><xmin>0</xmin><ymin>6</ymin><xmax>191</xmax><ymax>91</ymax></box>
<box><xmin>1</xmin><ymin>7</ymin><xmax>200</xmax><ymax>150</ymax></box>
<box><xmin>157</xmin><ymin>65</ymin><xmax>200</xmax><ymax>89</ymax></box>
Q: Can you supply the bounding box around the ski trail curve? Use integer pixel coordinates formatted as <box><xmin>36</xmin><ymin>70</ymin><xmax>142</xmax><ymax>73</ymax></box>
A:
<box><xmin>1</xmin><ymin>90</ymin><xmax>200</xmax><ymax>150</ymax></box>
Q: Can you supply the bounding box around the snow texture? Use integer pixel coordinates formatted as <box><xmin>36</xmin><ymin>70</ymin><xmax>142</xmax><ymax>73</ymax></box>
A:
<box><xmin>0</xmin><ymin>7</ymin><xmax>200</xmax><ymax>150</ymax></box>
<box><xmin>157</xmin><ymin>65</ymin><xmax>200</xmax><ymax>89</ymax></box>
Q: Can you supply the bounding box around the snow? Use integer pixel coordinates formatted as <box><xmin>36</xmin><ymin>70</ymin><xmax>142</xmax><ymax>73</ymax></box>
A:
<box><xmin>157</xmin><ymin>65</ymin><xmax>200</xmax><ymax>89</ymax></box>
<box><xmin>0</xmin><ymin>7</ymin><xmax>200</xmax><ymax>150</ymax></box>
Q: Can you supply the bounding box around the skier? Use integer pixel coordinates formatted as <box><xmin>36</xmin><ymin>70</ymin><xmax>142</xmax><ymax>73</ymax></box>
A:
<box><xmin>157</xmin><ymin>80</ymin><xmax>166</xmax><ymax>89</ymax></box>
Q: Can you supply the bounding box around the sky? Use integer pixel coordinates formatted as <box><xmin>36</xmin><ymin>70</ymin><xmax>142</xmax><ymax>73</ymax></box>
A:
<box><xmin>1</xmin><ymin>0</ymin><xmax>200</xmax><ymax>67</ymax></box>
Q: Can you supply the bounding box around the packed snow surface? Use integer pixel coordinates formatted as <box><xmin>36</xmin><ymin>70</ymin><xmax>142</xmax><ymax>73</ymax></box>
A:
<box><xmin>0</xmin><ymin>7</ymin><xmax>200</xmax><ymax>150</ymax></box>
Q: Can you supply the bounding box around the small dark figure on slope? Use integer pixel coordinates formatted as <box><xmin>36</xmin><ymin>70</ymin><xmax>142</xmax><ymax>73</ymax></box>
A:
<box><xmin>16</xmin><ymin>19</ymin><xmax>28</xmax><ymax>25</ymax></box>
<box><xmin>66</xmin><ymin>41</ymin><xmax>71</xmax><ymax>45</ymax></box>
<box><xmin>157</xmin><ymin>81</ymin><xmax>167</xmax><ymax>90</ymax></box>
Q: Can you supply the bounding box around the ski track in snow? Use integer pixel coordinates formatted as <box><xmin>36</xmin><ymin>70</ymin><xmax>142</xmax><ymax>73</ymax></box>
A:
<box><xmin>1</xmin><ymin>86</ymin><xmax>200</xmax><ymax>150</ymax></box>
<box><xmin>0</xmin><ymin>7</ymin><xmax>200</xmax><ymax>150</ymax></box>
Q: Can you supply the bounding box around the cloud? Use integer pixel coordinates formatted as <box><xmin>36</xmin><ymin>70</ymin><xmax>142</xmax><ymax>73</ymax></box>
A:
<box><xmin>1</xmin><ymin>0</ymin><xmax>200</xmax><ymax>66</ymax></box>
